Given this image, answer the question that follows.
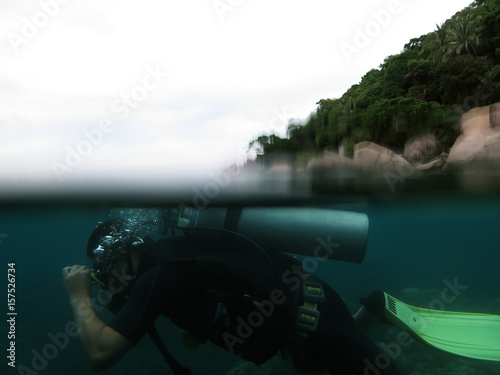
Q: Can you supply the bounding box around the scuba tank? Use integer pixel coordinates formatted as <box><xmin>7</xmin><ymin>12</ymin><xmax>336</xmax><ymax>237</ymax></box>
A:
<box><xmin>170</xmin><ymin>206</ymin><xmax>369</xmax><ymax>264</ymax></box>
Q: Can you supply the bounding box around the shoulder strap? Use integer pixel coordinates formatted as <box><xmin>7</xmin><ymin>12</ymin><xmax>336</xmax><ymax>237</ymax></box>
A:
<box><xmin>148</xmin><ymin>325</ymin><xmax>191</xmax><ymax>375</ymax></box>
<box><xmin>223</xmin><ymin>206</ymin><xmax>242</xmax><ymax>232</ymax></box>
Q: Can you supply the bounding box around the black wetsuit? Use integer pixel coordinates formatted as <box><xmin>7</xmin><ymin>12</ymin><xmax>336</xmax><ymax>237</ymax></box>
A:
<box><xmin>107</xmin><ymin>234</ymin><xmax>401</xmax><ymax>375</ymax></box>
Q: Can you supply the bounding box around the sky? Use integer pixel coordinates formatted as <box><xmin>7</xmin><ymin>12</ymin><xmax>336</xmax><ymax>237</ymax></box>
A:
<box><xmin>0</xmin><ymin>0</ymin><xmax>474</xmax><ymax>192</ymax></box>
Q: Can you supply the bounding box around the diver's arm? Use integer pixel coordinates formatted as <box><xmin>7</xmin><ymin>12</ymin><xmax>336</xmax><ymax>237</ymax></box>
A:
<box><xmin>69</xmin><ymin>294</ymin><xmax>132</xmax><ymax>372</ymax></box>
<box><xmin>63</xmin><ymin>265</ymin><xmax>132</xmax><ymax>372</ymax></box>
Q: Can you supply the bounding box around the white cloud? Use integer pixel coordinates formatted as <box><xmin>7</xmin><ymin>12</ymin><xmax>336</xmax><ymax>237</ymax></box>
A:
<box><xmin>0</xmin><ymin>0</ymin><xmax>474</xmax><ymax>188</ymax></box>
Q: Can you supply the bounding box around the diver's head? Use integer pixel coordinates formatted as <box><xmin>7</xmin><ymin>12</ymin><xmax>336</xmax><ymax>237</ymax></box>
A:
<box><xmin>87</xmin><ymin>219</ymin><xmax>144</xmax><ymax>288</ymax></box>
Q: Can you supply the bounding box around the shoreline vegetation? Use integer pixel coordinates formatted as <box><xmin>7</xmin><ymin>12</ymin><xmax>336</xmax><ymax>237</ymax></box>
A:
<box><xmin>247</xmin><ymin>0</ymin><xmax>500</xmax><ymax>186</ymax></box>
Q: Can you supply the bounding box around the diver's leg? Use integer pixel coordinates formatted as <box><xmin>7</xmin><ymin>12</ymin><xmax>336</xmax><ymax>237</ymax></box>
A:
<box><xmin>353</xmin><ymin>305</ymin><xmax>382</xmax><ymax>331</ymax></box>
<box><xmin>314</xmin><ymin>325</ymin><xmax>402</xmax><ymax>375</ymax></box>
<box><xmin>308</xmin><ymin>282</ymin><xmax>402</xmax><ymax>375</ymax></box>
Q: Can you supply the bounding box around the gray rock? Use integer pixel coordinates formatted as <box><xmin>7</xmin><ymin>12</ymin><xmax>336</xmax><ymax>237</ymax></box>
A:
<box><xmin>306</xmin><ymin>150</ymin><xmax>358</xmax><ymax>176</ymax></box>
<box><xmin>445</xmin><ymin>103</ymin><xmax>500</xmax><ymax>172</ymax></box>
<box><xmin>306</xmin><ymin>150</ymin><xmax>356</xmax><ymax>170</ymax></box>
<box><xmin>404</xmin><ymin>133</ymin><xmax>443</xmax><ymax>164</ymax></box>
<box><xmin>415</xmin><ymin>157</ymin><xmax>446</xmax><ymax>172</ymax></box>
<box><xmin>354</xmin><ymin>141</ymin><xmax>419</xmax><ymax>178</ymax></box>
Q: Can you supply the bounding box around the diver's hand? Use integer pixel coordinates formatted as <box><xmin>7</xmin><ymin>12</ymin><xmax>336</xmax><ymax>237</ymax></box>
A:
<box><xmin>62</xmin><ymin>265</ymin><xmax>92</xmax><ymax>301</ymax></box>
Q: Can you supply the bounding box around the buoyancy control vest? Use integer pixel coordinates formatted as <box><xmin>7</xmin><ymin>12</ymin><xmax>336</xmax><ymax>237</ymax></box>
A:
<box><xmin>108</xmin><ymin>226</ymin><xmax>303</xmax><ymax>365</ymax></box>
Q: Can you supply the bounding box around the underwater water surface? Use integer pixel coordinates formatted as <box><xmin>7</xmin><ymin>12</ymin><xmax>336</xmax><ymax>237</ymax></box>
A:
<box><xmin>1</xmin><ymin>191</ymin><xmax>499</xmax><ymax>375</ymax></box>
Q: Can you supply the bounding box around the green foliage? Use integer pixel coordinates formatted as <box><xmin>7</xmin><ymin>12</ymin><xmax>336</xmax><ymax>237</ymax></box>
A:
<box><xmin>475</xmin><ymin>0</ymin><xmax>500</xmax><ymax>62</ymax></box>
<box><xmin>250</xmin><ymin>1</ymin><xmax>500</xmax><ymax>157</ymax></box>
<box><xmin>438</xmin><ymin>55</ymin><xmax>493</xmax><ymax>104</ymax></box>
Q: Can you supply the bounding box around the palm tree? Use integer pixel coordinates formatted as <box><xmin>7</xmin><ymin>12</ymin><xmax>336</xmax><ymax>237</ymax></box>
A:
<box><xmin>424</xmin><ymin>23</ymin><xmax>449</xmax><ymax>63</ymax></box>
<box><xmin>424</xmin><ymin>10</ymin><xmax>481</xmax><ymax>63</ymax></box>
<box><xmin>447</xmin><ymin>11</ymin><xmax>481</xmax><ymax>57</ymax></box>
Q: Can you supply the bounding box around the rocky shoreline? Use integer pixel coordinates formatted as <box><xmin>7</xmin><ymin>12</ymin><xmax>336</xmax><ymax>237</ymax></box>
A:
<box><xmin>227</xmin><ymin>103</ymin><xmax>500</xmax><ymax>196</ymax></box>
<box><xmin>307</xmin><ymin>103</ymin><xmax>500</xmax><ymax>178</ymax></box>
<box><xmin>286</xmin><ymin>102</ymin><xmax>500</xmax><ymax>193</ymax></box>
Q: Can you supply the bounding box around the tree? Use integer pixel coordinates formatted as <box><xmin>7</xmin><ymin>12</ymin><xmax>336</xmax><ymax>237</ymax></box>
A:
<box><xmin>248</xmin><ymin>0</ymin><xmax>497</xmax><ymax>160</ymax></box>
<box><xmin>404</xmin><ymin>36</ymin><xmax>425</xmax><ymax>52</ymax></box>
<box><xmin>438</xmin><ymin>55</ymin><xmax>493</xmax><ymax>105</ymax></box>
<box><xmin>447</xmin><ymin>11</ymin><xmax>481</xmax><ymax>57</ymax></box>
<box><xmin>379</xmin><ymin>52</ymin><xmax>418</xmax><ymax>100</ymax></box>
<box><xmin>475</xmin><ymin>0</ymin><xmax>500</xmax><ymax>62</ymax></box>
<box><xmin>423</xmin><ymin>23</ymin><xmax>450</xmax><ymax>63</ymax></box>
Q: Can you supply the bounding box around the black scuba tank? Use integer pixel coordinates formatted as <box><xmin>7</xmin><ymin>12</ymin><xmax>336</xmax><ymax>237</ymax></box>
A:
<box><xmin>174</xmin><ymin>206</ymin><xmax>369</xmax><ymax>264</ymax></box>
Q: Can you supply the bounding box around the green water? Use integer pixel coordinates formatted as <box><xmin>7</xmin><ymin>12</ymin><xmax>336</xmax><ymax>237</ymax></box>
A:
<box><xmin>1</xmin><ymin>192</ymin><xmax>499</xmax><ymax>375</ymax></box>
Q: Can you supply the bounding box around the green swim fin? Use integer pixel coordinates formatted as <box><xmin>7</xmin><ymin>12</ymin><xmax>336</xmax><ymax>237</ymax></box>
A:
<box><xmin>383</xmin><ymin>292</ymin><xmax>500</xmax><ymax>361</ymax></box>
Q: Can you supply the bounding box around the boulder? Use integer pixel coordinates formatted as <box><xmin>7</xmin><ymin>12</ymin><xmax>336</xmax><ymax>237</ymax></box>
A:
<box><xmin>445</xmin><ymin>102</ymin><xmax>500</xmax><ymax>172</ymax></box>
<box><xmin>268</xmin><ymin>163</ymin><xmax>293</xmax><ymax>173</ymax></box>
<box><xmin>353</xmin><ymin>141</ymin><xmax>418</xmax><ymax>178</ymax></box>
<box><xmin>404</xmin><ymin>133</ymin><xmax>443</xmax><ymax>164</ymax></box>
<box><xmin>306</xmin><ymin>150</ymin><xmax>359</xmax><ymax>188</ymax></box>
<box><xmin>415</xmin><ymin>154</ymin><xmax>447</xmax><ymax>172</ymax></box>
<box><xmin>306</xmin><ymin>150</ymin><xmax>357</xmax><ymax>172</ymax></box>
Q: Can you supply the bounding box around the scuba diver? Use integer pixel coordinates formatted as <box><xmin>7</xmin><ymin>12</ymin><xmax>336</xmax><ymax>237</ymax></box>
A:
<box><xmin>62</xmin><ymin>214</ymin><xmax>402</xmax><ymax>375</ymax></box>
